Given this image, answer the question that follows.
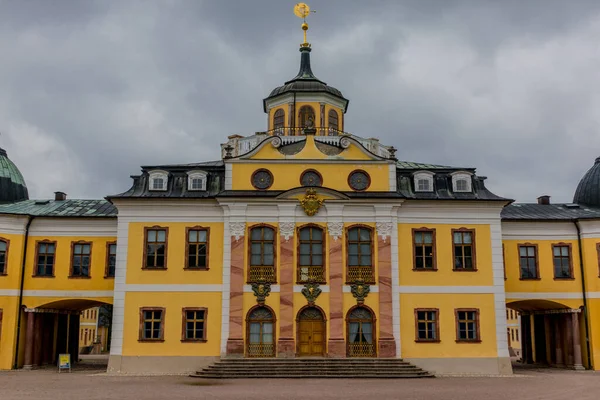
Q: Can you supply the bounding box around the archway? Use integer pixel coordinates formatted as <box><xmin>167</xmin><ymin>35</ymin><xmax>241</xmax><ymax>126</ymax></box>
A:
<box><xmin>507</xmin><ymin>299</ymin><xmax>584</xmax><ymax>369</ymax></box>
<box><xmin>296</xmin><ymin>306</ymin><xmax>326</xmax><ymax>357</ymax></box>
<box><xmin>246</xmin><ymin>306</ymin><xmax>276</xmax><ymax>358</ymax></box>
<box><xmin>19</xmin><ymin>298</ymin><xmax>112</xmax><ymax>370</ymax></box>
<box><xmin>346</xmin><ymin>306</ymin><xmax>376</xmax><ymax>357</ymax></box>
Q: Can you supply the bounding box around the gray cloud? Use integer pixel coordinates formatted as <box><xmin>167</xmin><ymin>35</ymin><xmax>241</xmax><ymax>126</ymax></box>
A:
<box><xmin>2</xmin><ymin>0</ymin><xmax>600</xmax><ymax>203</ymax></box>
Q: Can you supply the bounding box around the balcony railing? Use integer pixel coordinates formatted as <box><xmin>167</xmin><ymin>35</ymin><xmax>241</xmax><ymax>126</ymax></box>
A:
<box><xmin>248</xmin><ymin>266</ymin><xmax>276</xmax><ymax>283</ymax></box>
<box><xmin>297</xmin><ymin>266</ymin><xmax>325</xmax><ymax>283</ymax></box>
<box><xmin>246</xmin><ymin>343</ymin><xmax>275</xmax><ymax>358</ymax></box>
<box><xmin>348</xmin><ymin>342</ymin><xmax>375</xmax><ymax>357</ymax></box>
<box><xmin>347</xmin><ymin>266</ymin><xmax>375</xmax><ymax>283</ymax></box>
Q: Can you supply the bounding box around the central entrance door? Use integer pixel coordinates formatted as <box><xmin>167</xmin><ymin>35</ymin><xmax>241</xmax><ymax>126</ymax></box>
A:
<box><xmin>297</xmin><ymin>307</ymin><xmax>325</xmax><ymax>356</ymax></box>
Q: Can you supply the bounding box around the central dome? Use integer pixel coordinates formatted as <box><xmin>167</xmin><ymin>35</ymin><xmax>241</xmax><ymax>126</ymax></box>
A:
<box><xmin>573</xmin><ymin>156</ymin><xmax>600</xmax><ymax>207</ymax></box>
<box><xmin>263</xmin><ymin>46</ymin><xmax>348</xmax><ymax>112</ymax></box>
<box><xmin>0</xmin><ymin>147</ymin><xmax>29</xmax><ymax>203</ymax></box>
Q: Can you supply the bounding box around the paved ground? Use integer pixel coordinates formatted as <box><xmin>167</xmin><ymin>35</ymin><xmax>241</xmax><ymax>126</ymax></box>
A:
<box><xmin>0</xmin><ymin>365</ymin><xmax>598</xmax><ymax>400</ymax></box>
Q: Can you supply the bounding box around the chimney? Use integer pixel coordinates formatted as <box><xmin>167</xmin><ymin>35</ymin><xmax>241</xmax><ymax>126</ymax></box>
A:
<box><xmin>537</xmin><ymin>195</ymin><xmax>550</xmax><ymax>205</ymax></box>
<box><xmin>54</xmin><ymin>191</ymin><xmax>67</xmax><ymax>201</ymax></box>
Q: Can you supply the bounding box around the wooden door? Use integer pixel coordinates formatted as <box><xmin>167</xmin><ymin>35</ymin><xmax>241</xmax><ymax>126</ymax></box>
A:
<box><xmin>298</xmin><ymin>320</ymin><xmax>325</xmax><ymax>356</ymax></box>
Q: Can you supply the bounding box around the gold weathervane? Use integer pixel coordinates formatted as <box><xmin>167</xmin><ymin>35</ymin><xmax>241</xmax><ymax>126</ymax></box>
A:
<box><xmin>294</xmin><ymin>3</ymin><xmax>316</xmax><ymax>47</ymax></box>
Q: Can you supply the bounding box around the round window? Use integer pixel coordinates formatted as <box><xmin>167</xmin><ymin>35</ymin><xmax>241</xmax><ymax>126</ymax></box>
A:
<box><xmin>300</xmin><ymin>169</ymin><xmax>323</xmax><ymax>187</ymax></box>
<box><xmin>251</xmin><ymin>169</ymin><xmax>274</xmax><ymax>190</ymax></box>
<box><xmin>348</xmin><ymin>170</ymin><xmax>371</xmax><ymax>191</ymax></box>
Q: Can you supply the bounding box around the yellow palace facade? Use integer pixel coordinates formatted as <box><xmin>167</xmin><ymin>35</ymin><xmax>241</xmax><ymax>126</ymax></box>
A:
<box><xmin>1</xmin><ymin>33</ymin><xmax>600</xmax><ymax>376</ymax></box>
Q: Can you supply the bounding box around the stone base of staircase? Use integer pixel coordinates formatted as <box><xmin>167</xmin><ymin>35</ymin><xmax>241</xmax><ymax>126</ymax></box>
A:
<box><xmin>190</xmin><ymin>358</ymin><xmax>434</xmax><ymax>379</ymax></box>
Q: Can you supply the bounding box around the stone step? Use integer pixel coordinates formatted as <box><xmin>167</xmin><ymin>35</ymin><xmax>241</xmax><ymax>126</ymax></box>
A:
<box><xmin>191</xmin><ymin>373</ymin><xmax>433</xmax><ymax>379</ymax></box>
<box><xmin>202</xmin><ymin>369</ymin><xmax>422</xmax><ymax>374</ymax></box>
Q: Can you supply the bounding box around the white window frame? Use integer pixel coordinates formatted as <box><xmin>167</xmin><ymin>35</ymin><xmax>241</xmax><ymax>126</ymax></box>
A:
<box><xmin>413</xmin><ymin>171</ymin><xmax>434</xmax><ymax>192</ymax></box>
<box><xmin>148</xmin><ymin>170</ymin><xmax>168</xmax><ymax>192</ymax></box>
<box><xmin>187</xmin><ymin>170</ymin><xmax>208</xmax><ymax>191</ymax></box>
<box><xmin>450</xmin><ymin>171</ymin><xmax>473</xmax><ymax>193</ymax></box>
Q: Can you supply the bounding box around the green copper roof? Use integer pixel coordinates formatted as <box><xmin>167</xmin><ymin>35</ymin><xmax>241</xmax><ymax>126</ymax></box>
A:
<box><xmin>0</xmin><ymin>199</ymin><xmax>117</xmax><ymax>217</ymax></box>
<box><xmin>0</xmin><ymin>149</ymin><xmax>26</xmax><ymax>186</ymax></box>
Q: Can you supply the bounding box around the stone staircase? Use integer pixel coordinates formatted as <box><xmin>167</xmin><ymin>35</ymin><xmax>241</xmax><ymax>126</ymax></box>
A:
<box><xmin>190</xmin><ymin>358</ymin><xmax>434</xmax><ymax>379</ymax></box>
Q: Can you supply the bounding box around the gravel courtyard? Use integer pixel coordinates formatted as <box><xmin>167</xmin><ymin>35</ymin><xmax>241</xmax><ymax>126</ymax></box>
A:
<box><xmin>0</xmin><ymin>366</ymin><xmax>598</xmax><ymax>400</ymax></box>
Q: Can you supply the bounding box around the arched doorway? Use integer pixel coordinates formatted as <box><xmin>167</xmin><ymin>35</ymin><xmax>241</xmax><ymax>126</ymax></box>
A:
<box><xmin>297</xmin><ymin>306</ymin><xmax>326</xmax><ymax>356</ymax></box>
<box><xmin>347</xmin><ymin>306</ymin><xmax>376</xmax><ymax>357</ymax></box>
<box><xmin>507</xmin><ymin>299</ymin><xmax>585</xmax><ymax>369</ymax></box>
<box><xmin>246</xmin><ymin>306</ymin><xmax>276</xmax><ymax>358</ymax></box>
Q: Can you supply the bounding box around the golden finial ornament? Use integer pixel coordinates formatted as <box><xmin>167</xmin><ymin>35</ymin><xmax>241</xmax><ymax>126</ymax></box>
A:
<box><xmin>294</xmin><ymin>3</ymin><xmax>316</xmax><ymax>47</ymax></box>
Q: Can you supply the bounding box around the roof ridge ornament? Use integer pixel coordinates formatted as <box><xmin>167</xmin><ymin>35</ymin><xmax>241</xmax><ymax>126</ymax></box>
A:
<box><xmin>294</xmin><ymin>3</ymin><xmax>316</xmax><ymax>48</ymax></box>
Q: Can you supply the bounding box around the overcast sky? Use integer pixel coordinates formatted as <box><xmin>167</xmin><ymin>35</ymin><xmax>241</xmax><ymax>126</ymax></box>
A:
<box><xmin>2</xmin><ymin>0</ymin><xmax>600</xmax><ymax>203</ymax></box>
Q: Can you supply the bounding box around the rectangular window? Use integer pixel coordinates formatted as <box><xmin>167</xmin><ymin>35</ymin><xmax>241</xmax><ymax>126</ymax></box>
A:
<box><xmin>455</xmin><ymin>309</ymin><xmax>480</xmax><ymax>342</ymax></box>
<box><xmin>182</xmin><ymin>308</ymin><xmax>207</xmax><ymax>341</ymax></box>
<box><xmin>347</xmin><ymin>226</ymin><xmax>374</xmax><ymax>283</ymax></box>
<box><xmin>35</xmin><ymin>241</ymin><xmax>56</xmax><ymax>277</ymax></box>
<box><xmin>190</xmin><ymin>178</ymin><xmax>204</xmax><ymax>190</ymax></box>
<box><xmin>0</xmin><ymin>239</ymin><xmax>8</xmax><ymax>275</ymax></box>
<box><xmin>553</xmin><ymin>244</ymin><xmax>573</xmax><ymax>279</ymax></box>
<box><xmin>248</xmin><ymin>226</ymin><xmax>276</xmax><ymax>282</ymax></box>
<box><xmin>413</xmin><ymin>229</ymin><xmax>436</xmax><ymax>270</ymax></box>
<box><xmin>186</xmin><ymin>228</ymin><xmax>209</xmax><ymax>269</ymax></box>
<box><xmin>417</xmin><ymin>179</ymin><xmax>430</xmax><ymax>191</ymax></box>
<box><xmin>511</xmin><ymin>329</ymin><xmax>515</xmax><ymax>342</ymax></box>
<box><xmin>415</xmin><ymin>309</ymin><xmax>439</xmax><ymax>342</ymax></box>
<box><xmin>105</xmin><ymin>242</ymin><xmax>117</xmax><ymax>277</ymax></box>
<box><xmin>139</xmin><ymin>308</ymin><xmax>165</xmax><ymax>341</ymax></box>
<box><xmin>144</xmin><ymin>228</ymin><xmax>168</xmax><ymax>269</ymax></box>
<box><xmin>519</xmin><ymin>244</ymin><xmax>539</xmax><ymax>279</ymax></box>
<box><xmin>298</xmin><ymin>226</ymin><xmax>325</xmax><ymax>282</ymax></box>
<box><xmin>0</xmin><ymin>309</ymin><xmax>3</xmax><ymax>345</ymax></box>
<box><xmin>152</xmin><ymin>178</ymin><xmax>164</xmax><ymax>190</ymax></box>
<box><xmin>452</xmin><ymin>229</ymin><xmax>476</xmax><ymax>270</ymax></box>
<box><xmin>70</xmin><ymin>242</ymin><xmax>92</xmax><ymax>278</ymax></box>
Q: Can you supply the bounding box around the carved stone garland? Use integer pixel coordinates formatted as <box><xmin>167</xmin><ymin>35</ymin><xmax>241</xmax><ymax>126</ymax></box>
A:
<box><xmin>301</xmin><ymin>282</ymin><xmax>322</xmax><ymax>305</ymax></box>
<box><xmin>350</xmin><ymin>280</ymin><xmax>371</xmax><ymax>305</ymax></box>
<box><xmin>279</xmin><ymin>221</ymin><xmax>295</xmax><ymax>241</ymax></box>
<box><xmin>327</xmin><ymin>222</ymin><xmax>343</xmax><ymax>241</ymax></box>
<box><xmin>251</xmin><ymin>280</ymin><xmax>271</xmax><ymax>305</ymax></box>
<box><xmin>376</xmin><ymin>222</ymin><xmax>393</xmax><ymax>243</ymax></box>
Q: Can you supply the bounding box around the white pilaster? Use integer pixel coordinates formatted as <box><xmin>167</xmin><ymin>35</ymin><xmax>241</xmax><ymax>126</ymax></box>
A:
<box><xmin>491</xmin><ymin>219</ymin><xmax>510</xmax><ymax>358</ymax></box>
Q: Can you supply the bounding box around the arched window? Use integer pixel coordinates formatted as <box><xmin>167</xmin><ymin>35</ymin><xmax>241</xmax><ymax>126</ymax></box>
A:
<box><xmin>273</xmin><ymin>109</ymin><xmax>285</xmax><ymax>131</ymax></box>
<box><xmin>298</xmin><ymin>226</ymin><xmax>324</xmax><ymax>283</ymax></box>
<box><xmin>247</xmin><ymin>306</ymin><xmax>275</xmax><ymax>357</ymax></box>
<box><xmin>249</xmin><ymin>226</ymin><xmax>276</xmax><ymax>283</ymax></box>
<box><xmin>347</xmin><ymin>306</ymin><xmax>375</xmax><ymax>357</ymax></box>
<box><xmin>328</xmin><ymin>109</ymin><xmax>339</xmax><ymax>134</ymax></box>
<box><xmin>346</xmin><ymin>226</ymin><xmax>374</xmax><ymax>283</ymax></box>
<box><xmin>298</xmin><ymin>105</ymin><xmax>315</xmax><ymax>129</ymax></box>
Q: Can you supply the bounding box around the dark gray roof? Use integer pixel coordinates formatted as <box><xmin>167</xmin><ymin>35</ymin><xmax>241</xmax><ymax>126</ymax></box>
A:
<box><xmin>0</xmin><ymin>199</ymin><xmax>116</xmax><ymax>217</ymax></box>
<box><xmin>573</xmin><ymin>157</ymin><xmax>600</xmax><ymax>207</ymax></box>
<box><xmin>0</xmin><ymin>148</ymin><xmax>28</xmax><ymax>203</ymax></box>
<box><xmin>396</xmin><ymin>160</ymin><xmax>473</xmax><ymax>170</ymax></box>
<box><xmin>501</xmin><ymin>203</ymin><xmax>600</xmax><ymax>221</ymax></box>
<box><xmin>263</xmin><ymin>46</ymin><xmax>347</xmax><ymax>112</ymax></box>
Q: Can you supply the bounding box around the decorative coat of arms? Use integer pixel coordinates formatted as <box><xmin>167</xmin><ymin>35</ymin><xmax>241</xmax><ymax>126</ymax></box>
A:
<box><xmin>350</xmin><ymin>280</ymin><xmax>370</xmax><ymax>305</ymax></box>
<box><xmin>251</xmin><ymin>280</ymin><xmax>271</xmax><ymax>305</ymax></box>
<box><xmin>301</xmin><ymin>282</ymin><xmax>322</xmax><ymax>305</ymax></box>
<box><xmin>300</xmin><ymin>188</ymin><xmax>324</xmax><ymax>216</ymax></box>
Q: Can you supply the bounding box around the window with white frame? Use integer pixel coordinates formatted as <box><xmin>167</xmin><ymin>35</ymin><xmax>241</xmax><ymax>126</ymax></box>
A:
<box><xmin>187</xmin><ymin>171</ymin><xmax>208</xmax><ymax>191</ymax></box>
<box><xmin>451</xmin><ymin>172</ymin><xmax>472</xmax><ymax>192</ymax></box>
<box><xmin>413</xmin><ymin>172</ymin><xmax>434</xmax><ymax>192</ymax></box>
<box><xmin>148</xmin><ymin>170</ymin><xmax>168</xmax><ymax>191</ymax></box>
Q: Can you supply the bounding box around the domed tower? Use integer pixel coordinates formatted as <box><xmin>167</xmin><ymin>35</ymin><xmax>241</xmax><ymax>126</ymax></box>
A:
<box><xmin>0</xmin><ymin>146</ymin><xmax>28</xmax><ymax>203</ymax></box>
<box><xmin>573</xmin><ymin>156</ymin><xmax>600</xmax><ymax>206</ymax></box>
<box><xmin>263</xmin><ymin>4</ymin><xmax>348</xmax><ymax>136</ymax></box>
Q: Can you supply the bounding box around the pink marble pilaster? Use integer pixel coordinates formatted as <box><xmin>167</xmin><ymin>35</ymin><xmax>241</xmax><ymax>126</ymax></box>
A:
<box><xmin>571</xmin><ymin>313</ymin><xmax>584</xmax><ymax>370</ymax></box>
<box><xmin>226</xmin><ymin>236</ymin><xmax>245</xmax><ymax>357</ymax></box>
<box><xmin>328</xmin><ymin>236</ymin><xmax>345</xmax><ymax>358</ymax></box>
<box><xmin>278</xmin><ymin>234</ymin><xmax>295</xmax><ymax>357</ymax></box>
<box><xmin>554</xmin><ymin>315</ymin><xmax>564</xmax><ymax>367</ymax></box>
<box><xmin>377</xmin><ymin>235</ymin><xmax>396</xmax><ymax>357</ymax></box>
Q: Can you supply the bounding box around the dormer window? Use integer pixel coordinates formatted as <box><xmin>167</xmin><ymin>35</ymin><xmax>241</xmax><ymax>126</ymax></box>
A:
<box><xmin>451</xmin><ymin>172</ymin><xmax>473</xmax><ymax>193</ymax></box>
<box><xmin>187</xmin><ymin>170</ymin><xmax>208</xmax><ymax>191</ymax></box>
<box><xmin>148</xmin><ymin>170</ymin><xmax>168</xmax><ymax>192</ymax></box>
<box><xmin>413</xmin><ymin>171</ymin><xmax>434</xmax><ymax>192</ymax></box>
